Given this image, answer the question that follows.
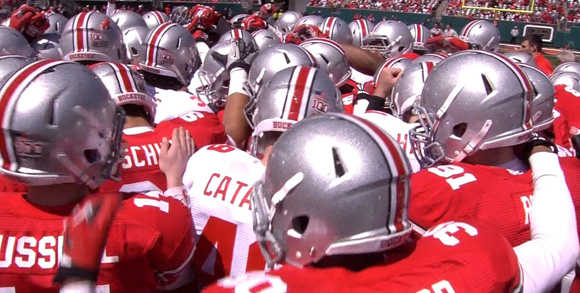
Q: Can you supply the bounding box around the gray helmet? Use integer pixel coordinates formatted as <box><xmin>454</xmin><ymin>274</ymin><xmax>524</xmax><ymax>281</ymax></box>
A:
<box><xmin>169</xmin><ymin>6</ymin><xmax>191</xmax><ymax>25</ymax></box>
<box><xmin>218</xmin><ymin>28</ymin><xmax>257</xmax><ymax>47</ymax></box>
<box><xmin>195</xmin><ymin>42</ymin><xmax>231</xmax><ymax>105</ymax></box>
<box><xmin>551</xmin><ymin>71</ymin><xmax>580</xmax><ymax>92</ymax></box>
<box><xmin>349</xmin><ymin>18</ymin><xmax>375</xmax><ymax>47</ymax></box>
<box><xmin>139</xmin><ymin>23</ymin><xmax>200</xmax><ymax>87</ymax></box>
<box><xmin>90</xmin><ymin>62</ymin><xmax>156</xmax><ymax>123</ymax></box>
<box><xmin>459</xmin><ymin>20</ymin><xmax>500</xmax><ymax>51</ymax></box>
<box><xmin>390</xmin><ymin>61</ymin><xmax>436</xmax><ymax>118</ymax></box>
<box><xmin>230</xmin><ymin>13</ymin><xmax>249</xmax><ymax>26</ymax></box>
<box><xmin>362</xmin><ymin>20</ymin><xmax>414</xmax><ymax>58</ymax></box>
<box><xmin>45</xmin><ymin>12</ymin><xmax>68</xmax><ymax>35</ymax></box>
<box><xmin>32</xmin><ymin>33</ymin><xmax>62</xmax><ymax>60</ymax></box>
<box><xmin>504</xmin><ymin>51</ymin><xmax>537</xmax><ymax>68</ymax></box>
<box><xmin>0</xmin><ymin>60</ymin><xmax>124</xmax><ymax>189</ymax></box>
<box><xmin>553</xmin><ymin>62</ymin><xmax>580</xmax><ymax>76</ymax></box>
<box><xmin>0</xmin><ymin>55</ymin><xmax>36</xmax><ymax>81</ymax></box>
<box><xmin>0</xmin><ymin>26</ymin><xmax>35</xmax><ymax>57</ymax></box>
<box><xmin>320</xmin><ymin>17</ymin><xmax>353</xmax><ymax>44</ymax></box>
<box><xmin>519</xmin><ymin>63</ymin><xmax>554</xmax><ymax>132</ymax></box>
<box><xmin>410</xmin><ymin>50</ymin><xmax>535</xmax><ymax>167</ymax></box>
<box><xmin>253</xmin><ymin>113</ymin><xmax>413</xmax><ymax>268</ymax></box>
<box><xmin>111</xmin><ymin>10</ymin><xmax>148</xmax><ymax>32</ymax></box>
<box><xmin>252</xmin><ymin>29</ymin><xmax>280</xmax><ymax>50</ymax></box>
<box><xmin>295</xmin><ymin>15</ymin><xmax>324</xmax><ymax>28</ymax></box>
<box><xmin>412</xmin><ymin>52</ymin><xmax>447</xmax><ymax>64</ymax></box>
<box><xmin>143</xmin><ymin>11</ymin><xmax>169</xmax><ymax>30</ymax></box>
<box><xmin>299</xmin><ymin>37</ymin><xmax>351</xmax><ymax>87</ymax></box>
<box><xmin>122</xmin><ymin>26</ymin><xmax>148</xmax><ymax>64</ymax></box>
<box><xmin>407</xmin><ymin>23</ymin><xmax>429</xmax><ymax>51</ymax></box>
<box><xmin>375</xmin><ymin>56</ymin><xmax>412</xmax><ymax>76</ymax></box>
<box><xmin>274</xmin><ymin>11</ymin><xmax>302</xmax><ymax>35</ymax></box>
<box><xmin>248</xmin><ymin>43</ymin><xmax>316</xmax><ymax>93</ymax></box>
<box><xmin>60</xmin><ymin>12</ymin><xmax>126</xmax><ymax>63</ymax></box>
<box><xmin>247</xmin><ymin>65</ymin><xmax>344</xmax><ymax>156</ymax></box>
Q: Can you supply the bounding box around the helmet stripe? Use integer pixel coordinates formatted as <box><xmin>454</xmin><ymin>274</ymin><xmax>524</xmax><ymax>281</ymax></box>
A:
<box><xmin>152</xmin><ymin>11</ymin><xmax>164</xmax><ymax>24</ymax></box>
<box><xmin>343</xmin><ymin>114</ymin><xmax>411</xmax><ymax>234</ymax></box>
<box><xmin>415</xmin><ymin>24</ymin><xmax>422</xmax><ymax>42</ymax></box>
<box><xmin>0</xmin><ymin>60</ymin><xmax>66</xmax><ymax>171</ymax></box>
<box><xmin>110</xmin><ymin>63</ymin><xmax>137</xmax><ymax>93</ymax></box>
<box><xmin>283</xmin><ymin>66</ymin><xmax>316</xmax><ymax>121</ymax></box>
<box><xmin>461</xmin><ymin>20</ymin><xmax>480</xmax><ymax>38</ymax></box>
<box><xmin>145</xmin><ymin>23</ymin><xmax>174</xmax><ymax>67</ymax></box>
<box><xmin>231</xmin><ymin>28</ymin><xmax>242</xmax><ymax>40</ymax></box>
<box><xmin>358</xmin><ymin>19</ymin><xmax>368</xmax><ymax>37</ymax></box>
<box><xmin>72</xmin><ymin>12</ymin><xmax>91</xmax><ymax>53</ymax></box>
<box><xmin>322</xmin><ymin>17</ymin><xmax>337</xmax><ymax>36</ymax></box>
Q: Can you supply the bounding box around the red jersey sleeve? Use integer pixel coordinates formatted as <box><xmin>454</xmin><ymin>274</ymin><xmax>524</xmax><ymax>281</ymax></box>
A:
<box><xmin>122</xmin><ymin>193</ymin><xmax>196</xmax><ymax>290</ymax></box>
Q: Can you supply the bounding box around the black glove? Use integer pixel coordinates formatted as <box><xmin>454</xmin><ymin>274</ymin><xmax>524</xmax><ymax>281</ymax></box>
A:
<box><xmin>572</xmin><ymin>134</ymin><xmax>580</xmax><ymax>159</ymax></box>
<box><xmin>521</xmin><ymin>133</ymin><xmax>558</xmax><ymax>161</ymax></box>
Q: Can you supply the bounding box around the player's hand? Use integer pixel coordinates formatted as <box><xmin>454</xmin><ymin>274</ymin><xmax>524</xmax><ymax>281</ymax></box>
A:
<box><xmin>160</xmin><ymin>127</ymin><xmax>195</xmax><ymax>188</ymax></box>
<box><xmin>53</xmin><ymin>193</ymin><xmax>122</xmax><ymax>284</ymax></box>
<box><xmin>373</xmin><ymin>66</ymin><xmax>402</xmax><ymax>98</ymax></box>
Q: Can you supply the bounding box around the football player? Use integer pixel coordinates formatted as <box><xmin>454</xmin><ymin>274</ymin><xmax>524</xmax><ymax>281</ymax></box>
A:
<box><xmin>183</xmin><ymin>65</ymin><xmax>344</xmax><ymax>286</ymax></box>
<box><xmin>0</xmin><ymin>60</ymin><xmax>197</xmax><ymax>291</ymax></box>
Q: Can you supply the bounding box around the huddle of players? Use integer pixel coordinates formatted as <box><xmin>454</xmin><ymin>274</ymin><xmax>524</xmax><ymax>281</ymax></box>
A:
<box><xmin>0</xmin><ymin>2</ymin><xmax>579</xmax><ymax>292</ymax></box>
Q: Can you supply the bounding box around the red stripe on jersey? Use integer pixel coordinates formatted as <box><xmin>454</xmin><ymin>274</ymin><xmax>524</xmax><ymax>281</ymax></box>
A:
<box><xmin>0</xmin><ymin>60</ymin><xmax>55</xmax><ymax>170</ymax></box>
<box><xmin>288</xmin><ymin>66</ymin><xmax>311</xmax><ymax>121</ymax></box>
<box><xmin>146</xmin><ymin>23</ymin><xmax>173</xmax><ymax>67</ymax></box>
<box><xmin>112</xmin><ymin>63</ymin><xmax>137</xmax><ymax>93</ymax></box>
<box><xmin>74</xmin><ymin>12</ymin><xmax>89</xmax><ymax>52</ymax></box>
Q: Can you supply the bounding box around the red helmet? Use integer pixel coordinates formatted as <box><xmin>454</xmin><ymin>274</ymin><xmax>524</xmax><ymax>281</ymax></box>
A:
<box><xmin>241</xmin><ymin>14</ymin><xmax>267</xmax><ymax>32</ymax></box>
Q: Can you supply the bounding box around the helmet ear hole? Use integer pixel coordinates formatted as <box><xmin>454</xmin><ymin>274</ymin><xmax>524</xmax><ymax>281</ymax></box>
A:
<box><xmin>84</xmin><ymin>149</ymin><xmax>100</xmax><ymax>163</ymax></box>
<box><xmin>452</xmin><ymin>122</ymin><xmax>468</xmax><ymax>138</ymax></box>
<box><xmin>131</xmin><ymin>47</ymin><xmax>139</xmax><ymax>56</ymax></box>
<box><xmin>291</xmin><ymin>215</ymin><xmax>310</xmax><ymax>235</ymax></box>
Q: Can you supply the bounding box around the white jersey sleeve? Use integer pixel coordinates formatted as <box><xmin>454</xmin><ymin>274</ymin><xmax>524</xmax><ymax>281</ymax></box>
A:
<box><xmin>350</xmin><ymin>67</ymin><xmax>373</xmax><ymax>84</ymax></box>
<box><xmin>151</xmin><ymin>87</ymin><xmax>215</xmax><ymax>124</ymax></box>
<box><xmin>182</xmin><ymin>144</ymin><xmax>266</xmax><ymax>285</ymax></box>
<box><xmin>358</xmin><ymin>110</ymin><xmax>421</xmax><ymax>173</ymax></box>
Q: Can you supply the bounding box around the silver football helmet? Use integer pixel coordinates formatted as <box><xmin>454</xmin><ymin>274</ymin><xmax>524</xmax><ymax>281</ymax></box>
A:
<box><xmin>410</xmin><ymin>50</ymin><xmax>535</xmax><ymax>167</ymax></box>
<box><xmin>362</xmin><ymin>20</ymin><xmax>414</xmax><ymax>58</ymax></box>
<box><xmin>169</xmin><ymin>6</ymin><xmax>191</xmax><ymax>25</ymax></box>
<box><xmin>90</xmin><ymin>62</ymin><xmax>156</xmax><ymax>123</ymax></box>
<box><xmin>253</xmin><ymin>113</ymin><xmax>413</xmax><ymax>268</ymax></box>
<box><xmin>519</xmin><ymin>63</ymin><xmax>554</xmax><ymax>132</ymax></box>
<box><xmin>45</xmin><ymin>12</ymin><xmax>67</xmax><ymax>35</ymax></box>
<box><xmin>553</xmin><ymin>62</ymin><xmax>580</xmax><ymax>76</ymax></box>
<box><xmin>375</xmin><ymin>56</ymin><xmax>412</xmax><ymax>75</ymax></box>
<box><xmin>247</xmin><ymin>65</ymin><xmax>344</xmax><ymax>156</ymax></box>
<box><xmin>143</xmin><ymin>11</ymin><xmax>169</xmax><ymax>30</ymax></box>
<box><xmin>248</xmin><ymin>43</ymin><xmax>317</xmax><ymax>94</ymax></box>
<box><xmin>412</xmin><ymin>52</ymin><xmax>447</xmax><ymax>64</ymax></box>
<box><xmin>320</xmin><ymin>17</ymin><xmax>353</xmax><ymax>44</ymax></box>
<box><xmin>123</xmin><ymin>26</ymin><xmax>148</xmax><ymax>64</ymax></box>
<box><xmin>390</xmin><ymin>61</ymin><xmax>436</xmax><ymax>118</ymax></box>
<box><xmin>139</xmin><ymin>23</ymin><xmax>200</xmax><ymax>87</ymax></box>
<box><xmin>0</xmin><ymin>60</ymin><xmax>124</xmax><ymax>189</ymax></box>
<box><xmin>295</xmin><ymin>15</ymin><xmax>324</xmax><ymax>28</ymax></box>
<box><xmin>196</xmin><ymin>42</ymin><xmax>230</xmax><ymax>106</ymax></box>
<box><xmin>349</xmin><ymin>18</ymin><xmax>375</xmax><ymax>47</ymax></box>
<box><xmin>0</xmin><ymin>26</ymin><xmax>35</xmax><ymax>57</ymax></box>
<box><xmin>459</xmin><ymin>20</ymin><xmax>500</xmax><ymax>52</ymax></box>
<box><xmin>60</xmin><ymin>12</ymin><xmax>126</xmax><ymax>63</ymax></box>
<box><xmin>218</xmin><ymin>28</ymin><xmax>257</xmax><ymax>47</ymax></box>
<box><xmin>0</xmin><ymin>55</ymin><xmax>36</xmax><ymax>81</ymax></box>
<box><xmin>230</xmin><ymin>13</ymin><xmax>249</xmax><ymax>26</ymax></box>
<box><xmin>504</xmin><ymin>51</ymin><xmax>537</xmax><ymax>68</ymax></box>
<box><xmin>550</xmin><ymin>71</ymin><xmax>580</xmax><ymax>92</ymax></box>
<box><xmin>299</xmin><ymin>37</ymin><xmax>351</xmax><ymax>87</ymax></box>
<box><xmin>111</xmin><ymin>10</ymin><xmax>148</xmax><ymax>32</ymax></box>
<box><xmin>33</xmin><ymin>33</ymin><xmax>62</xmax><ymax>60</ymax></box>
<box><xmin>274</xmin><ymin>11</ymin><xmax>302</xmax><ymax>35</ymax></box>
<box><xmin>252</xmin><ymin>29</ymin><xmax>280</xmax><ymax>50</ymax></box>
<box><xmin>407</xmin><ymin>23</ymin><xmax>429</xmax><ymax>51</ymax></box>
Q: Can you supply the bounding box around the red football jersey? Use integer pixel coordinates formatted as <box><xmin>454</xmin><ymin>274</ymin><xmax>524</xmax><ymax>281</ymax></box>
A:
<box><xmin>554</xmin><ymin>85</ymin><xmax>580</xmax><ymax>148</ymax></box>
<box><xmin>410</xmin><ymin>159</ymin><xmax>580</xmax><ymax>247</ymax></box>
<box><xmin>205</xmin><ymin>220</ymin><xmax>522</xmax><ymax>292</ymax></box>
<box><xmin>155</xmin><ymin>111</ymin><xmax>227</xmax><ymax>150</ymax></box>
<box><xmin>0</xmin><ymin>192</ymin><xmax>195</xmax><ymax>292</ymax></box>
<box><xmin>0</xmin><ymin>174</ymin><xmax>26</xmax><ymax>193</ymax></box>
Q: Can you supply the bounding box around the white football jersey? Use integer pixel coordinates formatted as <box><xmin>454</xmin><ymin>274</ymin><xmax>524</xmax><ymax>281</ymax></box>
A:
<box><xmin>150</xmin><ymin>86</ymin><xmax>215</xmax><ymax>124</ymax></box>
<box><xmin>359</xmin><ymin>110</ymin><xmax>421</xmax><ymax>172</ymax></box>
<box><xmin>182</xmin><ymin>144</ymin><xmax>266</xmax><ymax>285</ymax></box>
<box><xmin>350</xmin><ymin>67</ymin><xmax>373</xmax><ymax>84</ymax></box>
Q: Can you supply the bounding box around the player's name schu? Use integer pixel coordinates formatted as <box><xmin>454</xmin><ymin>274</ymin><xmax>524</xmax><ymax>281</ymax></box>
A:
<box><xmin>121</xmin><ymin>142</ymin><xmax>163</xmax><ymax>169</ymax></box>
<box><xmin>202</xmin><ymin>173</ymin><xmax>253</xmax><ymax>211</ymax></box>
<box><xmin>0</xmin><ymin>235</ymin><xmax>118</xmax><ymax>269</ymax></box>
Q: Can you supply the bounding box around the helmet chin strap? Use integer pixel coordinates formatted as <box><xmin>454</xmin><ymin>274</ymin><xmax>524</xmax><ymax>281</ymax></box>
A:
<box><xmin>453</xmin><ymin>119</ymin><xmax>493</xmax><ymax>163</ymax></box>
